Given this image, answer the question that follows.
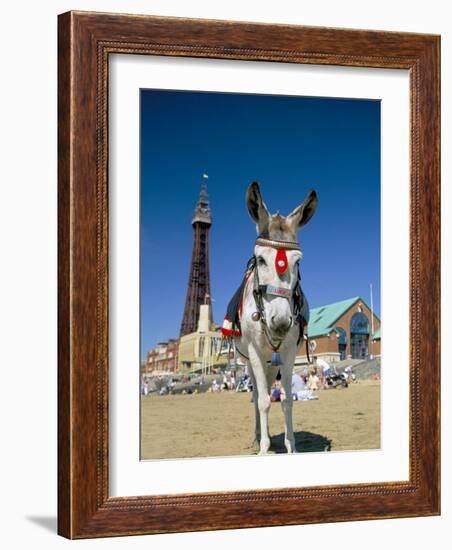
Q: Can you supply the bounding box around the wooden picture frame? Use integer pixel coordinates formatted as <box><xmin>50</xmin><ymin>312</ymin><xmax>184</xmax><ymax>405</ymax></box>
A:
<box><xmin>58</xmin><ymin>11</ymin><xmax>440</xmax><ymax>539</ymax></box>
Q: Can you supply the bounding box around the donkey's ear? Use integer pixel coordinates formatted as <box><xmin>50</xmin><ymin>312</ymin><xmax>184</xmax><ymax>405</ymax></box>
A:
<box><xmin>246</xmin><ymin>181</ymin><xmax>270</xmax><ymax>233</ymax></box>
<box><xmin>287</xmin><ymin>189</ymin><xmax>318</xmax><ymax>231</ymax></box>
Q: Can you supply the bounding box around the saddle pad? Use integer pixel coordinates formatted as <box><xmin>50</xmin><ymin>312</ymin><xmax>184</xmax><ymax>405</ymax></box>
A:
<box><xmin>221</xmin><ymin>271</ymin><xmax>252</xmax><ymax>337</ymax></box>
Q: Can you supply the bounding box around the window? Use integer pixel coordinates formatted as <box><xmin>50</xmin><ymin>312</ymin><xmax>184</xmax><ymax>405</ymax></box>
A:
<box><xmin>335</xmin><ymin>327</ymin><xmax>347</xmax><ymax>360</ymax></box>
<box><xmin>350</xmin><ymin>312</ymin><xmax>370</xmax><ymax>334</ymax></box>
<box><xmin>350</xmin><ymin>312</ymin><xmax>369</xmax><ymax>359</ymax></box>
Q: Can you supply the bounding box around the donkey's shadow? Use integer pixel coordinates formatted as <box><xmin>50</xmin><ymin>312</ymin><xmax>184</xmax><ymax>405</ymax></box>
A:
<box><xmin>271</xmin><ymin>430</ymin><xmax>332</xmax><ymax>453</ymax></box>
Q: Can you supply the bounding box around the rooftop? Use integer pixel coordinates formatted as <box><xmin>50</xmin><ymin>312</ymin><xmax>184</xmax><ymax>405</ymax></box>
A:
<box><xmin>307</xmin><ymin>296</ymin><xmax>379</xmax><ymax>338</ymax></box>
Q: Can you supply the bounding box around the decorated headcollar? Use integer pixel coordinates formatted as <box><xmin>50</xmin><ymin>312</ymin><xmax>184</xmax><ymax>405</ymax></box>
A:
<box><xmin>255</xmin><ymin>237</ymin><xmax>301</xmax><ymax>275</ymax></box>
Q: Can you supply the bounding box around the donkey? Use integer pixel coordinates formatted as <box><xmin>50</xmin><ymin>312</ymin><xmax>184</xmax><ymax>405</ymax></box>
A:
<box><xmin>223</xmin><ymin>181</ymin><xmax>318</xmax><ymax>454</ymax></box>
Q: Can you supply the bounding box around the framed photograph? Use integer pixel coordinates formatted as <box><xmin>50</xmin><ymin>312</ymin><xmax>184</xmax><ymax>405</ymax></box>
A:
<box><xmin>58</xmin><ymin>11</ymin><xmax>440</xmax><ymax>538</ymax></box>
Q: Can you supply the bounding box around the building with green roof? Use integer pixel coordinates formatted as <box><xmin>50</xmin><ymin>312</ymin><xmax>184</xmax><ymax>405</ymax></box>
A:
<box><xmin>297</xmin><ymin>296</ymin><xmax>381</xmax><ymax>364</ymax></box>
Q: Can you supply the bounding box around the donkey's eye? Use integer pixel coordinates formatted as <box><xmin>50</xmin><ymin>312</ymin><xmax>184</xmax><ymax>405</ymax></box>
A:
<box><xmin>257</xmin><ymin>256</ymin><xmax>267</xmax><ymax>266</ymax></box>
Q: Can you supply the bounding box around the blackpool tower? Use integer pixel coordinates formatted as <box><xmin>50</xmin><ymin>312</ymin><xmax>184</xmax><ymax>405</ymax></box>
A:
<box><xmin>180</xmin><ymin>180</ymin><xmax>213</xmax><ymax>336</ymax></box>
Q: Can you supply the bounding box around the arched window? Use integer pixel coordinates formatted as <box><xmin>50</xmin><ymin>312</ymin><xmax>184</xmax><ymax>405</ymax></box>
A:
<box><xmin>350</xmin><ymin>312</ymin><xmax>369</xmax><ymax>359</ymax></box>
<box><xmin>350</xmin><ymin>312</ymin><xmax>370</xmax><ymax>334</ymax></box>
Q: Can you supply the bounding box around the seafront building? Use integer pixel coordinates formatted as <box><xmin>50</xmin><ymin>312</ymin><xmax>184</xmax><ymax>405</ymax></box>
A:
<box><xmin>296</xmin><ymin>296</ymin><xmax>381</xmax><ymax>365</ymax></box>
<box><xmin>144</xmin><ymin>304</ymin><xmax>227</xmax><ymax>377</ymax></box>
<box><xmin>144</xmin><ymin>338</ymin><xmax>179</xmax><ymax>376</ymax></box>
<box><xmin>177</xmin><ymin>303</ymin><xmax>228</xmax><ymax>374</ymax></box>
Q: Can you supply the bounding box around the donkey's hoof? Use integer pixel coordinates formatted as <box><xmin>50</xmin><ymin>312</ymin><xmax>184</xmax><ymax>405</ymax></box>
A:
<box><xmin>284</xmin><ymin>439</ymin><xmax>297</xmax><ymax>454</ymax></box>
<box><xmin>258</xmin><ymin>440</ymin><xmax>271</xmax><ymax>455</ymax></box>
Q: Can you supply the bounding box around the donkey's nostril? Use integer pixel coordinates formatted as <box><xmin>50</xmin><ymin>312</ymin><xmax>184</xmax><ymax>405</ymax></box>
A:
<box><xmin>271</xmin><ymin>315</ymin><xmax>292</xmax><ymax>333</ymax></box>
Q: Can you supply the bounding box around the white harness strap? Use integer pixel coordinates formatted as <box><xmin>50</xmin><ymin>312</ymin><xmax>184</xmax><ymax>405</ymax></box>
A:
<box><xmin>255</xmin><ymin>237</ymin><xmax>301</xmax><ymax>251</ymax></box>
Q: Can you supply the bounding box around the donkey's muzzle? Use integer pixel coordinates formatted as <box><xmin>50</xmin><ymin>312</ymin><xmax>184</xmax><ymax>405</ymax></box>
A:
<box><xmin>270</xmin><ymin>315</ymin><xmax>293</xmax><ymax>336</ymax></box>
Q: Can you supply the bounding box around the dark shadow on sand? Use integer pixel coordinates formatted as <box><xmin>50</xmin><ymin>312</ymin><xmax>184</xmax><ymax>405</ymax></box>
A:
<box><xmin>271</xmin><ymin>431</ymin><xmax>332</xmax><ymax>453</ymax></box>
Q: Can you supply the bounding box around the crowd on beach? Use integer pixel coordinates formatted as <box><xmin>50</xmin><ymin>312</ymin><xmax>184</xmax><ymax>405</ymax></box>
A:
<box><xmin>269</xmin><ymin>358</ymin><xmax>359</xmax><ymax>402</ymax></box>
<box><xmin>141</xmin><ymin>356</ymin><xmax>364</xmax><ymax>398</ymax></box>
<box><xmin>209</xmin><ymin>372</ymin><xmax>237</xmax><ymax>392</ymax></box>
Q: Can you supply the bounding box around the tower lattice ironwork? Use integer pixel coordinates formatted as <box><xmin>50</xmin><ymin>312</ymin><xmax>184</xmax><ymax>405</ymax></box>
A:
<box><xmin>180</xmin><ymin>183</ymin><xmax>213</xmax><ymax>336</ymax></box>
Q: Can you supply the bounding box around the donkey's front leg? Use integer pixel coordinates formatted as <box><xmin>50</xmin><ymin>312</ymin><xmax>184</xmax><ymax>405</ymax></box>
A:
<box><xmin>248</xmin><ymin>368</ymin><xmax>261</xmax><ymax>445</ymax></box>
<box><xmin>256</xmin><ymin>384</ymin><xmax>271</xmax><ymax>455</ymax></box>
<box><xmin>279</xmin><ymin>354</ymin><xmax>297</xmax><ymax>453</ymax></box>
<box><xmin>249</xmin><ymin>349</ymin><xmax>271</xmax><ymax>455</ymax></box>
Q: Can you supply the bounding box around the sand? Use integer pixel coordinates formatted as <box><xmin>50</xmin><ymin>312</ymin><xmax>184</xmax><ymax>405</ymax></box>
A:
<box><xmin>140</xmin><ymin>381</ymin><xmax>380</xmax><ymax>460</ymax></box>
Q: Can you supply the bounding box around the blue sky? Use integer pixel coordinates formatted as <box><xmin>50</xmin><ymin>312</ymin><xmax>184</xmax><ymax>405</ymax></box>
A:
<box><xmin>140</xmin><ymin>90</ymin><xmax>380</xmax><ymax>359</ymax></box>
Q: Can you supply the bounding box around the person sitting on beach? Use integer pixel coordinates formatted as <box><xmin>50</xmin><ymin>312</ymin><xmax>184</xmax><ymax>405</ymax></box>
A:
<box><xmin>292</xmin><ymin>372</ymin><xmax>319</xmax><ymax>401</ymax></box>
<box><xmin>308</xmin><ymin>372</ymin><xmax>320</xmax><ymax>391</ymax></box>
<box><xmin>271</xmin><ymin>381</ymin><xmax>282</xmax><ymax>402</ymax></box>
<box><xmin>344</xmin><ymin>365</ymin><xmax>355</xmax><ymax>383</ymax></box>
<box><xmin>222</xmin><ymin>374</ymin><xmax>229</xmax><ymax>391</ymax></box>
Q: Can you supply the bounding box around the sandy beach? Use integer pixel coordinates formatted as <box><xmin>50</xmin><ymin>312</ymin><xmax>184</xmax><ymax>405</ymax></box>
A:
<box><xmin>141</xmin><ymin>381</ymin><xmax>380</xmax><ymax>460</ymax></box>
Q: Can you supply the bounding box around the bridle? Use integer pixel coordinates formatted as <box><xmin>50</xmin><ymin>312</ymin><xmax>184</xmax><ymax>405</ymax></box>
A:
<box><xmin>249</xmin><ymin>236</ymin><xmax>310</xmax><ymax>365</ymax></box>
